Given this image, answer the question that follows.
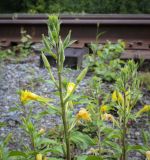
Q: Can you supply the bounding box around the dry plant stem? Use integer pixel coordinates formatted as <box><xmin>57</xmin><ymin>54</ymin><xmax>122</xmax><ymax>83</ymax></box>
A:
<box><xmin>57</xmin><ymin>64</ymin><xmax>71</xmax><ymax>160</ymax></box>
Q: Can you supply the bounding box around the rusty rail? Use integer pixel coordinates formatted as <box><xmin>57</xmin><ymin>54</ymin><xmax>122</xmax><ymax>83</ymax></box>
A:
<box><xmin>0</xmin><ymin>14</ymin><xmax>150</xmax><ymax>59</ymax></box>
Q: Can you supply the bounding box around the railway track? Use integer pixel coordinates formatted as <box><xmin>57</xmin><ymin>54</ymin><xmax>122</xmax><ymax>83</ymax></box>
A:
<box><xmin>0</xmin><ymin>14</ymin><xmax>150</xmax><ymax>59</ymax></box>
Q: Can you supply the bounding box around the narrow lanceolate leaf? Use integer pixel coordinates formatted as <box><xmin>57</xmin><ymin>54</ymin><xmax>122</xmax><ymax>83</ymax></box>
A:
<box><xmin>63</xmin><ymin>30</ymin><xmax>71</xmax><ymax>49</ymax></box>
<box><xmin>4</xmin><ymin>133</ymin><xmax>12</xmax><ymax>145</ymax></box>
<box><xmin>59</xmin><ymin>38</ymin><xmax>65</xmax><ymax>71</ymax></box>
<box><xmin>42</xmin><ymin>53</ymin><xmax>58</xmax><ymax>88</ymax></box>
<box><xmin>76</xmin><ymin>67</ymin><xmax>88</xmax><ymax>83</ymax></box>
<box><xmin>42</xmin><ymin>34</ymin><xmax>57</xmax><ymax>59</ymax></box>
<box><xmin>48</xmin><ymin>27</ymin><xmax>56</xmax><ymax>46</ymax></box>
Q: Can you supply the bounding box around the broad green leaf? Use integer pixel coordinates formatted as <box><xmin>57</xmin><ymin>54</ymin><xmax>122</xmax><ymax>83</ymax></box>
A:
<box><xmin>70</xmin><ymin>131</ymin><xmax>94</xmax><ymax>149</ymax></box>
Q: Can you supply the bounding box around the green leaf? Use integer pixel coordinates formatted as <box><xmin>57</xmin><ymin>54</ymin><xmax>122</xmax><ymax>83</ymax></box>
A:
<box><xmin>4</xmin><ymin>133</ymin><xmax>12</xmax><ymax>146</ymax></box>
<box><xmin>70</xmin><ymin>131</ymin><xmax>94</xmax><ymax>150</ymax></box>
<box><xmin>63</xmin><ymin>30</ymin><xmax>71</xmax><ymax>49</ymax></box>
<box><xmin>127</xmin><ymin>145</ymin><xmax>148</xmax><ymax>153</ymax></box>
<box><xmin>48</xmin><ymin>158</ymin><xmax>63</xmax><ymax>160</ymax></box>
<box><xmin>76</xmin><ymin>155</ymin><xmax>88</xmax><ymax>160</ymax></box>
<box><xmin>86</xmin><ymin>155</ymin><xmax>102</xmax><ymax>160</ymax></box>
<box><xmin>37</xmin><ymin>138</ymin><xmax>58</xmax><ymax>146</ymax></box>
<box><xmin>9</xmin><ymin>151</ymin><xmax>27</xmax><ymax>158</ymax></box>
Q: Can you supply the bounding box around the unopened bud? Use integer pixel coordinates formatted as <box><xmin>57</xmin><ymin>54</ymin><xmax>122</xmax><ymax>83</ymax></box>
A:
<box><xmin>42</xmin><ymin>53</ymin><xmax>51</xmax><ymax>70</ymax></box>
<box><xmin>76</xmin><ymin>67</ymin><xmax>88</xmax><ymax>83</ymax></box>
<box><xmin>39</xmin><ymin>128</ymin><xmax>45</xmax><ymax>134</ymax></box>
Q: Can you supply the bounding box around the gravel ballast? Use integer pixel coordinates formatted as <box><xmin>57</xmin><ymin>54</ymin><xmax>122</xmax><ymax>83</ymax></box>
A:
<box><xmin>0</xmin><ymin>56</ymin><xmax>149</xmax><ymax>160</ymax></box>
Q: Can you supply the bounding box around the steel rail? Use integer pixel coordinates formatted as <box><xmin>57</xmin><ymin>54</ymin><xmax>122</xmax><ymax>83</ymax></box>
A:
<box><xmin>0</xmin><ymin>14</ymin><xmax>150</xmax><ymax>59</ymax></box>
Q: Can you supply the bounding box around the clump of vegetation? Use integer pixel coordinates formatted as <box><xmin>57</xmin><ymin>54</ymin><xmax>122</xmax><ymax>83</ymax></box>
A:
<box><xmin>13</xmin><ymin>28</ymin><xmax>32</xmax><ymax>57</ymax></box>
<box><xmin>0</xmin><ymin>28</ymin><xmax>33</xmax><ymax>61</ymax></box>
<box><xmin>83</xmin><ymin>40</ymin><xmax>125</xmax><ymax>82</ymax></box>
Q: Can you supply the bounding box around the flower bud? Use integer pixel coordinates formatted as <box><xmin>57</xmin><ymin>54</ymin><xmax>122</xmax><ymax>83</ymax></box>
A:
<box><xmin>76</xmin><ymin>67</ymin><xmax>88</xmax><ymax>83</ymax></box>
<box><xmin>39</xmin><ymin>128</ymin><xmax>45</xmax><ymax>135</ymax></box>
<box><xmin>67</xmin><ymin>82</ymin><xmax>76</xmax><ymax>94</ymax></box>
<box><xmin>42</xmin><ymin>53</ymin><xmax>51</xmax><ymax>70</ymax></box>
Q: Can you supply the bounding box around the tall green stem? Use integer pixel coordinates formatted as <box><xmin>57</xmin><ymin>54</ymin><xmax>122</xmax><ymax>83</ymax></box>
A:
<box><xmin>98</xmin><ymin>121</ymin><xmax>101</xmax><ymax>158</ymax></box>
<box><xmin>57</xmin><ymin>63</ymin><xmax>71</xmax><ymax>160</ymax></box>
<box><xmin>121</xmin><ymin>92</ymin><xmax>127</xmax><ymax>160</ymax></box>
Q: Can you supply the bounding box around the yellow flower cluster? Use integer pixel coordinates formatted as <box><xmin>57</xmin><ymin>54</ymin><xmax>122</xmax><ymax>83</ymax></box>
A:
<box><xmin>100</xmin><ymin>105</ymin><xmax>108</xmax><ymax>113</ymax></box>
<box><xmin>112</xmin><ymin>90</ymin><xmax>123</xmax><ymax>104</ymax></box>
<box><xmin>20</xmin><ymin>90</ymin><xmax>50</xmax><ymax>104</ymax></box>
<box><xmin>76</xmin><ymin>108</ymin><xmax>91</xmax><ymax>121</ymax></box>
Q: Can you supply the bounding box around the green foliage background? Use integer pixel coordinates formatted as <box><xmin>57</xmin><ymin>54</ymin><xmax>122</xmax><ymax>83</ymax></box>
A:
<box><xmin>0</xmin><ymin>0</ymin><xmax>150</xmax><ymax>13</ymax></box>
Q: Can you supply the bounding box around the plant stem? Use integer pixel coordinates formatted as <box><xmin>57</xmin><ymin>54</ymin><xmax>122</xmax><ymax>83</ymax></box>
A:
<box><xmin>98</xmin><ymin>122</ymin><xmax>101</xmax><ymax>158</ymax></box>
<box><xmin>57</xmin><ymin>65</ymin><xmax>71</xmax><ymax>160</ymax></box>
<box><xmin>122</xmin><ymin>92</ymin><xmax>127</xmax><ymax>160</ymax></box>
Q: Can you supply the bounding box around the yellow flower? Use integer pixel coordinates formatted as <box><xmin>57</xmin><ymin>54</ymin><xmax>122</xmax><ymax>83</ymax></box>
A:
<box><xmin>100</xmin><ymin>105</ymin><xmax>108</xmax><ymax>113</ymax></box>
<box><xmin>67</xmin><ymin>82</ymin><xmax>76</xmax><ymax>94</ymax></box>
<box><xmin>76</xmin><ymin>108</ymin><xmax>91</xmax><ymax>121</ymax></box>
<box><xmin>39</xmin><ymin>128</ymin><xmax>45</xmax><ymax>134</ymax></box>
<box><xmin>20</xmin><ymin>90</ymin><xmax>51</xmax><ymax>104</ymax></box>
<box><xmin>112</xmin><ymin>90</ymin><xmax>123</xmax><ymax>104</ymax></box>
<box><xmin>36</xmin><ymin>154</ymin><xmax>42</xmax><ymax>160</ymax></box>
<box><xmin>146</xmin><ymin>151</ymin><xmax>150</xmax><ymax>160</ymax></box>
<box><xmin>125</xmin><ymin>90</ymin><xmax>131</xmax><ymax>101</ymax></box>
<box><xmin>136</xmin><ymin>105</ymin><xmax>150</xmax><ymax>117</ymax></box>
<box><xmin>102</xmin><ymin>113</ymin><xmax>115</xmax><ymax>122</ymax></box>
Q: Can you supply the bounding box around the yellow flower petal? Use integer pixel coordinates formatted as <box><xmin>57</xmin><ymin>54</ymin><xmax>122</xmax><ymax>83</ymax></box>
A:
<box><xmin>67</xmin><ymin>82</ymin><xmax>76</xmax><ymax>94</ymax></box>
<box><xmin>76</xmin><ymin>108</ymin><xmax>91</xmax><ymax>121</ymax></box>
<box><xmin>137</xmin><ymin>105</ymin><xmax>150</xmax><ymax>117</ymax></box>
<box><xmin>146</xmin><ymin>151</ymin><xmax>150</xmax><ymax>160</ymax></box>
<box><xmin>100</xmin><ymin>105</ymin><xmax>108</xmax><ymax>113</ymax></box>
<box><xmin>20</xmin><ymin>90</ymin><xmax>39</xmax><ymax>104</ymax></box>
<box><xmin>36</xmin><ymin>154</ymin><xmax>42</xmax><ymax>160</ymax></box>
<box><xmin>102</xmin><ymin>113</ymin><xmax>115</xmax><ymax>122</ymax></box>
<box><xmin>112</xmin><ymin>90</ymin><xmax>123</xmax><ymax>105</ymax></box>
<box><xmin>20</xmin><ymin>90</ymin><xmax>51</xmax><ymax>104</ymax></box>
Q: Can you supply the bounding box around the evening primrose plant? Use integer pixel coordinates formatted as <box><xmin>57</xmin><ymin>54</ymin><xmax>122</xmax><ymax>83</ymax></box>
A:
<box><xmin>83</xmin><ymin>76</ymin><xmax>118</xmax><ymax>159</ymax></box>
<box><xmin>109</xmin><ymin>60</ymin><xmax>147</xmax><ymax>160</ymax></box>
<box><xmin>9</xmin><ymin>90</ymin><xmax>54</xmax><ymax>160</ymax></box>
<box><xmin>41</xmin><ymin>15</ymin><xmax>91</xmax><ymax>160</ymax></box>
<box><xmin>83</xmin><ymin>40</ymin><xmax>125</xmax><ymax>82</ymax></box>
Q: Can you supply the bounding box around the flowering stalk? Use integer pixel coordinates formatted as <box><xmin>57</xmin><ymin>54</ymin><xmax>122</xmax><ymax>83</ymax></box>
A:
<box><xmin>57</xmin><ymin>57</ymin><xmax>71</xmax><ymax>160</ymax></box>
<box><xmin>121</xmin><ymin>91</ymin><xmax>127</xmax><ymax>160</ymax></box>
